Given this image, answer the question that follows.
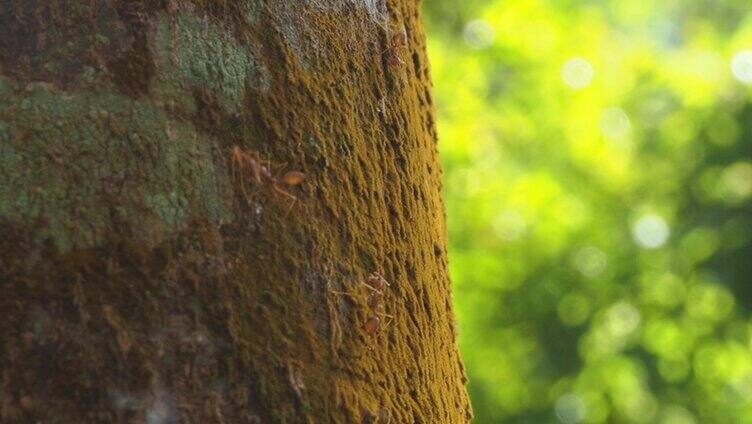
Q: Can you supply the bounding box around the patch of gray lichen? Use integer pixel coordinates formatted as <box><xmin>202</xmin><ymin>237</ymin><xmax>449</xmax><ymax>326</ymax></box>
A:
<box><xmin>0</xmin><ymin>77</ymin><xmax>232</xmax><ymax>252</ymax></box>
<box><xmin>152</xmin><ymin>11</ymin><xmax>270</xmax><ymax>113</ymax></box>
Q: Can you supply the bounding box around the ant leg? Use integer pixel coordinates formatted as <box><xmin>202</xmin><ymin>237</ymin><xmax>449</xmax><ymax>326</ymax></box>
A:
<box><xmin>272</xmin><ymin>184</ymin><xmax>299</xmax><ymax>217</ymax></box>
<box><xmin>273</xmin><ymin>184</ymin><xmax>297</xmax><ymax>200</ymax></box>
<box><xmin>272</xmin><ymin>161</ymin><xmax>288</xmax><ymax>175</ymax></box>
<box><xmin>379</xmin><ymin>312</ymin><xmax>394</xmax><ymax>326</ymax></box>
<box><xmin>239</xmin><ymin>162</ymin><xmax>254</xmax><ymax>205</ymax></box>
<box><xmin>284</xmin><ymin>197</ymin><xmax>296</xmax><ymax>218</ymax></box>
<box><xmin>363</xmin><ymin>283</ymin><xmax>383</xmax><ymax>294</ymax></box>
<box><xmin>330</xmin><ymin>290</ymin><xmax>360</xmax><ymax>302</ymax></box>
<box><xmin>387</xmin><ymin>52</ymin><xmax>405</xmax><ymax>66</ymax></box>
<box><xmin>243</xmin><ymin>183</ymin><xmax>256</xmax><ymax>206</ymax></box>
<box><xmin>230</xmin><ymin>156</ymin><xmax>250</xmax><ymax>205</ymax></box>
<box><xmin>231</xmin><ymin>155</ymin><xmax>244</xmax><ymax>184</ymax></box>
<box><xmin>252</xmin><ymin>152</ymin><xmax>271</xmax><ymax>168</ymax></box>
<box><xmin>271</xmin><ymin>161</ymin><xmax>292</xmax><ymax>188</ymax></box>
<box><xmin>248</xmin><ymin>151</ymin><xmax>263</xmax><ymax>184</ymax></box>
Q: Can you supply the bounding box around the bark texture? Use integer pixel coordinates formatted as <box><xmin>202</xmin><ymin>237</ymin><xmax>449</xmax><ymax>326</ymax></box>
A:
<box><xmin>0</xmin><ymin>1</ymin><xmax>471</xmax><ymax>422</ymax></box>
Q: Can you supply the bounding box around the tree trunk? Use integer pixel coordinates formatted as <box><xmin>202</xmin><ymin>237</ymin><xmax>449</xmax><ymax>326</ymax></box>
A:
<box><xmin>0</xmin><ymin>1</ymin><xmax>471</xmax><ymax>422</ymax></box>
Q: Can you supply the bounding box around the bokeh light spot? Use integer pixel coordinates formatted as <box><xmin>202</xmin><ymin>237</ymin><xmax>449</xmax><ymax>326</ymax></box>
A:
<box><xmin>632</xmin><ymin>215</ymin><xmax>670</xmax><ymax>249</ymax></box>
<box><xmin>707</xmin><ymin>112</ymin><xmax>740</xmax><ymax>146</ymax></box>
<box><xmin>686</xmin><ymin>281</ymin><xmax>734</xmax><ymax>322</ymax></box>
<box><xmin>639</xmin><ymin>273</ymin><xmax>686</xmax><ymax>308</ymax></box>
<box><xmin>555</xmin><ymin>393</ymin><xmax>586</xmax><ymax>424</ymax></box>
<box><xmin>573</xmin><ymin>246</ymin><xmax>607</xmax><ymax>277</ymax></box>
<box><xmin>643</xmin><ymin>318</ymin><xmax>685</xmax><ymax>359</ymax></box>
<box><xmin>557</xmin><ymin>293</ymin><xmax>591</xmax><ymax>326</ymax></box>
<box><xmin>606</xmin><ymin>301</ymin><xmax>641</xmax><ymax>337</ymax></box>
<box><xmin>622</xmin><ymin>391</ymin><xmax>658</xmax><ymax>423</ymax></box>
<box><xmin>658</xmin><ymin>358</ymin><xmax>691</xmax><ymax>383</ymax></box>
<box><xmin>719</xmin><ymin>162</ymin><xmax>752</xmax><ymax>202</ymax></box>
<box><xmin>600</xmin><ymin>107</ymin><xmax>631</xmax><ymax>140</ymax></box>
<box><xmin>680</xmin><ymin>227</ymin><xmax>720</xmax><ymax>264</ymax></box>
<box><xmin>493</xmin><ymin>210</ymin><xmax>527</xmax><ymax>241</ymax></box>
<box><xmin>561</xmin><ymin>58</ymin><xmax>595</xmax><ymax>89</ymax></box>
<box><xmin>464</xmin><ymin>20</ymin><xmax>496</xmax><ymax>49</ymax></box>
<box><xmin>660</xmin><ymin>404</ymin><xmax>696</xmax><ymax>424</ymax></box>
<box><xmin>731</xmin><ymin>50</ymin><xmax>752</xmax><ymax>84</ymax></box>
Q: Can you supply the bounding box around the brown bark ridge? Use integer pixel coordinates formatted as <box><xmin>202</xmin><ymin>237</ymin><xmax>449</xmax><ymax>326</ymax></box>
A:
<box><xmin>0</xmin><ymin>0</ymin><xmax>471</xmax><ymax>422</ymax></box>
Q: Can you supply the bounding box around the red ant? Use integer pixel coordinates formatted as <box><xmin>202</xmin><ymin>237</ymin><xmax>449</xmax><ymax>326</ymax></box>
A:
<box><xmin>365</xmin><ymin>272</ymin><xmax>389</xmax><ymax>309</ymax></box>
<box><xmin>330</xmin><ymin>272</ymin><xmax>392</xmax><ymax>336</ymax></box>
<box><xmin>363</xmin><ymin>272</ymin><xmax>392</xmax><ymax>335</ymax></box>
<box><xmin>383</xmin><ymin>27</ymin><xmax>408</xmax><ymax>66</ymax></box>
<box><xmin>229</xmin><ymin>145</ymin><xmax>305</xmax><ymax>214</ymax></box>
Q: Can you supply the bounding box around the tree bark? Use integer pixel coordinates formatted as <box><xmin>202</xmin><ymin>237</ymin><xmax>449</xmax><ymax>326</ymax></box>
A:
<box><xmin>0</xmin><ymin>1</ymin><xmax>471</xmax><ymax>422</ymax></box>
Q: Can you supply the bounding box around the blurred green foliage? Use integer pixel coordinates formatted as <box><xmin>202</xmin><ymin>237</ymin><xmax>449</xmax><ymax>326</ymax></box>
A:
<box><xmin>422</xmin><ymin>1</ymin><xmax>752</xmax><ymax>422</ymax></box>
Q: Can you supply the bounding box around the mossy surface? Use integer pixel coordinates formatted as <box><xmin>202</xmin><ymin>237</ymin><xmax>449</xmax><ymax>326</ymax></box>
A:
<box><xmin>0</xmin><ymin>83</ymin><xmax>232</xmax><ymax>252</ymax></box>
<box><xmin>0</xmin><ymin>0</ymin><xmax>471</xmax><ymax>422</ymax></box>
